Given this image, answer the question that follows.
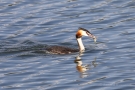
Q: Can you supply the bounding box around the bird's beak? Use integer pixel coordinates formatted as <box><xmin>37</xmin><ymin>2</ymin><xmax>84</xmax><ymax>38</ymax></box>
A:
<box><xmin>88</xmin><ymin>33</ymin><xmax>97</xmax><ymax>43</ymax></box>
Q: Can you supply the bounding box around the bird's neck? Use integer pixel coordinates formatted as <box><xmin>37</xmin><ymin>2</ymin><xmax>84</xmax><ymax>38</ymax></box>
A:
<box><xmin>76</xmin><ymin>38</ymin><xmax>85</xmax><ymax>52</ymax></box>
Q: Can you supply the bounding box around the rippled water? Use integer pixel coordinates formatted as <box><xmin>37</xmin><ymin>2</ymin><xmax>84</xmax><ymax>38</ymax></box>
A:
<box><xmin>0</xmin><ymin>0</ymin><xmax>135</xmax><ymax>90</ymax></box>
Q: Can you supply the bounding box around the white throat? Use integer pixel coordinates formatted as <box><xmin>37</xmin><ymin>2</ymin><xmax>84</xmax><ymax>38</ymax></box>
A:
<box><xmin>77</xmin><ymin>38</ymin><xmax>85</xmax><ymax>52</ymax></box>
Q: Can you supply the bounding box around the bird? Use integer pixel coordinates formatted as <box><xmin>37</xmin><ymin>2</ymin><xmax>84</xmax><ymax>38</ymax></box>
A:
<box><xmin>46</xmin><ymin>27</ymin><xmax>96</xmax><ymax>54</ymax></box>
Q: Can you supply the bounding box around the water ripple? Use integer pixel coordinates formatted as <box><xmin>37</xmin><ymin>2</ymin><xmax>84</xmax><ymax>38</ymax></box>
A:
<box><xmin>0</xmin><ymin>0</ymin><xmax>135</xmax><ymax>90</ymax></box>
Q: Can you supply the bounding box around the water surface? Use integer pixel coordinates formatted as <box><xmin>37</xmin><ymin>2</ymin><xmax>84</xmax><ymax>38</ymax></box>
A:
<box><xmin>0</xmin><ymin>0</ymin><xmax>135</xmax><ymax>90</ymax></box>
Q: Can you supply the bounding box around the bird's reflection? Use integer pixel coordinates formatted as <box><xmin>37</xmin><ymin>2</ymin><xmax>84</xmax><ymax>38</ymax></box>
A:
<box><xmin>74</xmin><ymin>53</ymin><xmax>97</xmax><ymax>78</ymax></box>
<box><xmin>74</xmin><ymin>58</ymin><xmax>89</xmax><ymax>73</ymax></box>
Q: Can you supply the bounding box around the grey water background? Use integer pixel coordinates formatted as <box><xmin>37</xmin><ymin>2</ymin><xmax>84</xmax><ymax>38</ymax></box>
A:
<box><xmin>0</xmin><ymin>0</ymin><xmax>135</xmax><ymax>90</ymax></box>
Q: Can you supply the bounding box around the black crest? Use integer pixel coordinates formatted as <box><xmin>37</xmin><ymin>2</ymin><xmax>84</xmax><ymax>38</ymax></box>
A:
<box><xmin>78</xmin><ymin>27</ymin><xmax>92</xmax><ymax>34</ymax></box>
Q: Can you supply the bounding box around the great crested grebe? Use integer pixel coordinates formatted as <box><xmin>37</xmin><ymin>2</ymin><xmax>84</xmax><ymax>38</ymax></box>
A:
<box><xmin>46</xmin><ymin>27</ymin><xmax>96</xmax><ymax>54</ymax></box>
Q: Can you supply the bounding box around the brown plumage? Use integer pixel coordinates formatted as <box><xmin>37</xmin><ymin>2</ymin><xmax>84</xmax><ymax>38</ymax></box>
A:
<box><xmin>46</xmin><ymin>46</ymin><xmax>78</xmax><ymax>54</ymax></box>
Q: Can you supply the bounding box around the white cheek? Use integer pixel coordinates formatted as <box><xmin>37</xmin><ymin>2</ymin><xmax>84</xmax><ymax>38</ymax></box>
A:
<box><xmin>82</xmin><ymin>31</ymin><xmax>88</xmax><ymax>36</ymax></box>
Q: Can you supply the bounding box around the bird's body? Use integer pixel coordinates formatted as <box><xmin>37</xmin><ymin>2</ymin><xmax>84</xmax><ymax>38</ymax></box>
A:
<box><xmin>46</xmin><ymin>45</ymin><xmax>78</xmax><ymax>54</ymax></box>
<box><xmin>46</xmin><ymin>27</ymin><xmax>96</xmax><ymax>54</ymax></box>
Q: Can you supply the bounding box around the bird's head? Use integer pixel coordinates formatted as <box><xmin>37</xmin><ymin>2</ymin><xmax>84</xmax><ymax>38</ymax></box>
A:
<box><xmin>76</xmin><ymin>27</ymin><xmax>96</xmax><ymax>42</ymax></box>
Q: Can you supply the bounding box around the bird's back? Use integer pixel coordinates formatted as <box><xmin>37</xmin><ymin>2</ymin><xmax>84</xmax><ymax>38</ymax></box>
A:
<box><xmin>46</xmin><ymin>45</ymin><xmax>78</xmax><ymax>54</ymax></box>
